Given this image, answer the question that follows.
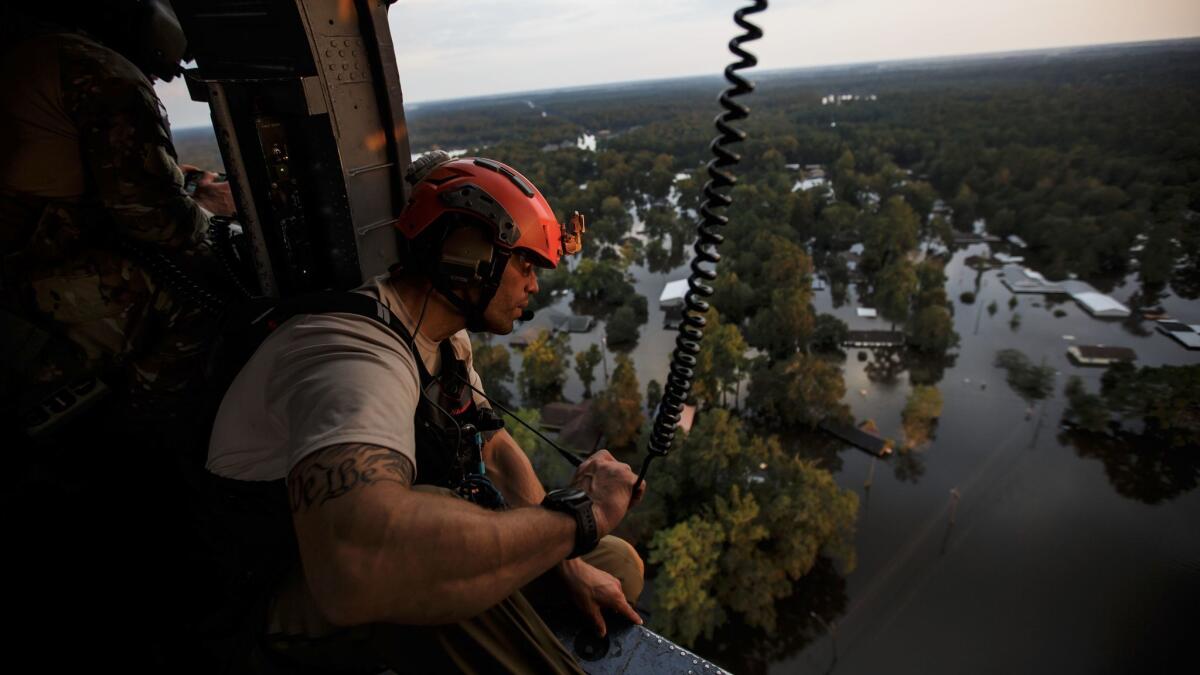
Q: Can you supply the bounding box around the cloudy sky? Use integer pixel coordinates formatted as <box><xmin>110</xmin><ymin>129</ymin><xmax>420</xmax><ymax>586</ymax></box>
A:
<box><xmin>159</xmin><ymin>0</ymin><xmax>1199</xmax><ymax>129</ymax></box>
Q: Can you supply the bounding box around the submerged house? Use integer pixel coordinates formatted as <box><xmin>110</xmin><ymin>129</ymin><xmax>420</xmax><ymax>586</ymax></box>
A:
<box><xmin>1067</xmin><ymin>345</ymin><xmax>1137</xmax><ymax>366</ymax></box>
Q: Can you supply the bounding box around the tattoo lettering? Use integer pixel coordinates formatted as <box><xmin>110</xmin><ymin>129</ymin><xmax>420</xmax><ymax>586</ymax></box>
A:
<box><xmin>288</xmin><ymin>444</ymin><xmax>415</xmax><ymax>513</ymax></box>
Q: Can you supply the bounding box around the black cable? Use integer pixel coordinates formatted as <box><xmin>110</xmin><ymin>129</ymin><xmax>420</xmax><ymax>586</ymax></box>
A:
<box><xmin>119</xmin><ymin>239</ymin><xmax>228</xmax><ymax>316</ymax></box>
<box><xmin>209</xmin><ymin>216</ymin><xmax>254</xmax><ymax>299</ymax></box>
<box><xmin>453</xmin><ymin>373</ymin><xmax>587</xmax><ymax>467</ymax></box>
<box><xmin>409</xmin><ymin>287</ymin><xmax>464</xmax><ymax>457</ymax></box>
<box><xmin>637</xmin><ymin>0</ymin><xmax>767</xmax><ymax>495</ymax></box>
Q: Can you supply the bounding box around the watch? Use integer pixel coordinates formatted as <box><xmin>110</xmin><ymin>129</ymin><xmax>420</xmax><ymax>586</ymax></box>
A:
<box><xmin>541</xmin><ymin>488</ymin><xmax>599</xmax><ymax>559</ymax></box>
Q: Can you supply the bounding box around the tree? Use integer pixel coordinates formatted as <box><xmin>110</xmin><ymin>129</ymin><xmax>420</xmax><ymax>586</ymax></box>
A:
<box><xmin>861</xmin><ymin>196</ymin><xmax>919</xmax><ymax>275</ymax></box>
<box><xmin>711</xmin><ymin>271</ymin><xmax>757</xmax><ymax>325</ymax></box>
<box><xmin>647</xmin><ymin>516</ymin><xmax>725</xmax><ymax>646</ymax></box>
<box><xmin>517</xmin><ymin>330</ymin><xmax>569</xmax><ymax>408</ymax></box>
<box><xmin>901</xmin><ymin>385</ymin><xmax>943</xmax><ymax>448</ymax></box>
<box><xmin>747</xmin><ymin>354</ymin><xmax>850</xmax><ymax>429</ymax></box>
<box><xmin>574</xmin><ymin>344</ymin><xmax>602</xmax><ymax>398</ymax></box>
<box><xmin>641</xmin><ymin>410</ymin><xmax>858</xmax><ymax>646</ymax></box>
<box><xmin>508</xmin><ymin>407</ymin><xmax>573</xmax><ymax>488</ymax></box>
<box><xmin>1064</xmin><ymin>376</ymin><xmax>1110</xmax><ymax>433</ymax></box>
<box><xmin>470</xmin><ymin>336</ymin><xmax>514</xmax><ymax>407</ymax></box>
<box><xmin>1100</xmin><ymin>363</ymin><xmax>1200</xmax><ymax>447</ymax></box>
<box><xmin>811</xmin><ymin>313</ymin><xmax>849</xmax><ymax>353</ymax></box>
<box><xmin>994</xmin><ymin>349</ymin><xmax>1054</xmax><ymax>404</ymax></box>
<box><xmin>908</xmin><ymin>305</ymin><xmax>958</xmax><ymax>353</ymax></box>
<box><xmin>693</xmin><ymin>309</ymin><xmax>748</xmax><ymax>408</ymax></box>
<box><xmin>873</xmin><ymin>259</ymin><xmax>917</xmax><ymax>330</ymax></box>
<box><xmin>646</xmin><ymin>379</ymin><xmax>663</xmax><ymax>413</ymax></box>
<box><xmin>593</xmin><ymin>353</ymin><xmax>644</xmax><ymax>450</ymax></box>
<box><xmin>605</xmin><ymin>305</ymin><xmax>641</xmax><ymax>349</ymax></box>
<box><xmin>746</xmin><ymin>287</ymin><xmax>816</xmax><ymax>361</ymax></box>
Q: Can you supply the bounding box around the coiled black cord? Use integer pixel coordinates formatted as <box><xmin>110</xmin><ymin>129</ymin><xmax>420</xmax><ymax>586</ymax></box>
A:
<box><xmin>636</xmin><ymin>0</ymin><xmax>766</xmax><ymax>495</ymax></box>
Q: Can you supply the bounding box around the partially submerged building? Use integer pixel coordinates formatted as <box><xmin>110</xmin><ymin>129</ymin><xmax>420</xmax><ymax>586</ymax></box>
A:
<box><xmin>1157</xmin><ymin>321</ymin><xmax>1200</xmax><ymax>350</ymax></box>
<box><xmin>843</xmin><ymin>330</ymin><xmax>904</xmax><ymax>348</ymax></box>
<box><xmin>1067</xmin><ymin>345</ymin><xmax>1137</xmax><ymax>366</ymax></box>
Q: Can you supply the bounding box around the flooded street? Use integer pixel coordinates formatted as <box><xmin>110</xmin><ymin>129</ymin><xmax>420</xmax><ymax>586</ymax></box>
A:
<box><xmin>494</xmin><ymin>240</ymin><xmax>1200</xmax><ymax>674</ymax></box>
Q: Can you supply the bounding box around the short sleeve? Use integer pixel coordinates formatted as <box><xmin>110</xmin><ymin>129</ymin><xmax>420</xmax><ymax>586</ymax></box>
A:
<box><xmin>266</xmin><ymin>314</ymin><xmax>423</xmax><ymax>475</ymax></box>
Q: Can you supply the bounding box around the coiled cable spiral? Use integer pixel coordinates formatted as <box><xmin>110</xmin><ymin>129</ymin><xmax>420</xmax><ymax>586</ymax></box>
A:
<box><xmin>636</xmin><ymin>0</ymin><xmax>766</xmax><ymax>494</ymax></box>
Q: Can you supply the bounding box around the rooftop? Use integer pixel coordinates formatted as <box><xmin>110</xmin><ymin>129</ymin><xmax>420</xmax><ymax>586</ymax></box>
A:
<box><xmin>1071</xmin><ymin>291</ymin><xmax>1131</xmax><ymax>317</ymax></box>
<box><xmin>659</xmin><ymin>279</ymin><xmax>690</xmax><ymax>306</ymax></box>
<box><xmin>1067</xmin><ymin>345</ymin><xmax>1137</xmax><ymax>364</ymax></box>
<box><xmin>844</xmin><ymin>330</ymin><xmax>904</xmax><ymax>346</ymax></box>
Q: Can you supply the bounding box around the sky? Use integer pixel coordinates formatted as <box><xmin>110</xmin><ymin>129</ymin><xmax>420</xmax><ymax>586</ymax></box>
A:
<box><xmin>158</xmin><ymin>0</ymin><xmax>1200</xmax><ymax>129</ymax></box>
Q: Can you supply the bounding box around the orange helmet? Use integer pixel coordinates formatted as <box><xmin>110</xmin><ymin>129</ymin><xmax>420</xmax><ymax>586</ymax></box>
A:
<box><xmin>397</xmin><ymin>154</ymin><xmax>584</xmax><ymax>269</ymax></box>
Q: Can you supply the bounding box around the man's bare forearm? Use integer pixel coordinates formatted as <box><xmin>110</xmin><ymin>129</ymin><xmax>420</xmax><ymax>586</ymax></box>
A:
<box><xmin>482</xmin><ymin>427</ymin><xmax>547</xmax><ymax>508</ymax></box>
<box><xmin>289</xmin><ymin>444</ymin><xmax>574</xmax><ymax>627</ymax></box>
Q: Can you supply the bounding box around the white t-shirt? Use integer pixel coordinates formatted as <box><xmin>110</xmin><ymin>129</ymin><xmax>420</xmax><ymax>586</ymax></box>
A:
<box><xmin>207</xmin><ymin>275</ymin><xmax>488</xmax><ymax>481</ymax></box>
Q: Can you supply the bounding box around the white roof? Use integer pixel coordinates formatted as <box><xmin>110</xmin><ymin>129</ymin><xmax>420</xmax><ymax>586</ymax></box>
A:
<box><xmin>1022</xmin><ymin>267</ymin><xmax>1048</xmax><ymax>283</ymax></box>
<box><xmin>1072</xmin><ymin>292</ymin><xmax>1130</xmax><ymax>317</ymax></box>
<box><xmin>1008</xmin><ymin>234</ymin><xmax>1029</xmax><ymax>248</ymax></box>
<box><xmin>994</xmin><ymin>252</ymin><xmax>1024</xmax><ymax>264</ymax></box>
<box><xmin>1168</xmin><ymin>330</ymin><xmax>1200</xmax><ymax>349</ymax></box>
<box><xmin>793</xmin><ymin>177</ymin><xmax>828</xmax><ymax>192</ymax></box>
<box><xmin>856</xmin><ymin>307</ymin><xmax>878</xmax><ymax>318</ymax></box>
<box><xmin>659</xmin><ymin>279</ymin><xmax>690</xmax><ymax>306</ymax></box>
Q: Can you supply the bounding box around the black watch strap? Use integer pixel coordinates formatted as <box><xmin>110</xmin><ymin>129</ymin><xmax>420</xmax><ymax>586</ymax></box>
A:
<box><xmin>542</xmin><ymin>488</ymin><xmax>599</xmax><ymax>559</ymax></box>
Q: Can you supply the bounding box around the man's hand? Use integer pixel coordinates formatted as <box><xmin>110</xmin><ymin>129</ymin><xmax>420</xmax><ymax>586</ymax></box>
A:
<box><xmin>568</xmin><ymin>449</ymin><xmax>644</xmax><ymax>538</ymax></box>
<box><xmin>560</xmin><ymin>558</ymin><xmax>642</xmax><ymax>637</ymax></box>
<box><xmin>180</xmin><ymin>164</ymin><xmax>236</xmax><ymax>217</ymax></box>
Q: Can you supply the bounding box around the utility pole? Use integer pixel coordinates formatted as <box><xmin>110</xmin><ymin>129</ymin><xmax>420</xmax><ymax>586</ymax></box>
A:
<box><xmin>600</xmin><ymin>336</ymin><xmax>609</xmax><ymax>386</ymax></box>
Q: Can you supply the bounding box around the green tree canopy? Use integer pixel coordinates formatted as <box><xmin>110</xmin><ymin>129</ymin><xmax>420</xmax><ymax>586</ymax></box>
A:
<box><xmin>470</xmin><ymin>336</ymin><xmax>514</xmax><ymax>407</ymax></box>
<box><xmin>639</xmin><ymin>410</ymin><xmax>858</xmax><ymax>646</ymax></box>
<box><xmin>693</xmin><ymin>308</ymin><xmax>748</xmax><ymax>408</ymax></box>
<box><xmin>517</xmin><ymin>330</ymin><xmax>569</xmax><ymax>408</ymax></box>
<box><xmin>746</xmin><ymin>353</ymin><xmax>851</xmax><ymax>429</ymax></box>
<box><xmin>573</xmin><ymin>344</ymin><xmax>602</xmax><ymax>398</ymax></box>
<box><xmin>1100</xmin><ymin>363</ymin><xmax>1200</xmax><ymax>447</ymax></box>
<box><xmin>994</xmin><ymin>349</ymin><xmax>1055</xmax><ymax>404</ymax></box>
<box><xmin>605</xmin><ymin>305</ymin><xmax>641</xmax><ymax>350</ymax></box>
<box><xmin>593</xmin><ymin>352</ymin><xmax>644</xmax><ymax>451</ymax></box>
<box><xmin>901</xmin><ymin>385</ymin><xmax>944</xmax><ymax>448</ymax></box>
<box><xmin>508</xmin><ymin>407</ymin><xmax>573</xmax><ymax>489</ymax></box>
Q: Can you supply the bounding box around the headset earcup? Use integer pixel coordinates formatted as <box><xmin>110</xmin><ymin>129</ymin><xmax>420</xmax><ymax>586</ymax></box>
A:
<box><xmin>436</xmin><ymin>222</ymin><xmax>496</xmax><ymax>288</ymax></box>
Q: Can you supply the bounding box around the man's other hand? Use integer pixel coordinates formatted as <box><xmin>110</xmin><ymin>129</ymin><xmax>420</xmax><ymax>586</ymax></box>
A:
<box><xmin>560</xmin><ymin>558</ymin><xmax>643</xmax><ymax>637</ymax></box>
<box><xmin>569</xmin><ymin>449</ymin><xmax>641</xmax><ymax>537</ymax></box>
<box><xmin>181</xmin><ymin>164</ymin><xmax>236</xmax><ymax>217</ymax></box>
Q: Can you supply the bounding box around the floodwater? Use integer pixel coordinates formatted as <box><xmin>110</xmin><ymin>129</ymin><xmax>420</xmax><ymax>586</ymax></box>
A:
<box><xmin>493</xmin><ymin>242</ymin><xmax>1200</xmax><ymax>674</ymax></box>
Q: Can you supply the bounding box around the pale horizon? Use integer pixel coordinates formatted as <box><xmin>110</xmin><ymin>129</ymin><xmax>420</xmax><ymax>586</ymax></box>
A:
<box><xmin>157</xmin><ymin>0</ymin><xmax>1200</xmax><ymax>129</ymax></box>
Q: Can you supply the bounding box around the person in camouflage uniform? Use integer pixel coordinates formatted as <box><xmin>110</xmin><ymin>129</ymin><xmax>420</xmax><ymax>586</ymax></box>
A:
<box><xmin>3</xmin><ymin>8</ymin><xmax>243</xmax><ymax>668</ymax></box>
<box><xmin>0</xmin><ymin>15</ymin><xmax>235</xmax><ymax>433</ymax></box>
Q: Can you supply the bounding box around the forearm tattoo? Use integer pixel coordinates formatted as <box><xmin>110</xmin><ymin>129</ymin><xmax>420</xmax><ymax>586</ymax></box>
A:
<box><xmin>288</xmin><ymin>444</ymin><xmax>415</xmax><ymax>514</ymax></box>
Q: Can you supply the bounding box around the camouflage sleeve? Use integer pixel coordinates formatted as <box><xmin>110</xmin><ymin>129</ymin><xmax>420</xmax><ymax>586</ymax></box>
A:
<box><xmin>59</xmin><ymin>36</ymin><xmax>209</xmax><ymax>249</ymax></box>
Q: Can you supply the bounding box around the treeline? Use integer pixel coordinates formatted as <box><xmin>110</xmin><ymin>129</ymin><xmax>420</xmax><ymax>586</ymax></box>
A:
<box><xmin>411</xmin><ymin>40</ymin><xmax>1200</xmax><ymax>297</ymax></box>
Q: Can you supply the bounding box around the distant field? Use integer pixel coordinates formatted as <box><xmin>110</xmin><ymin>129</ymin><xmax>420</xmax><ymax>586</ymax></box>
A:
<box><xmin>172</xmin><ymin>126</ymin><xmax>223</xmax><ymax>173</ymax></box>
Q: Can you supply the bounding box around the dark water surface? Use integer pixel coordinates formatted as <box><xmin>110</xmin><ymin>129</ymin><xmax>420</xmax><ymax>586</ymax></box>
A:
<box><xmin>495</xmin><ymin>241</ymin><xmax>1200</xmax><ymax>674</ymax></box>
